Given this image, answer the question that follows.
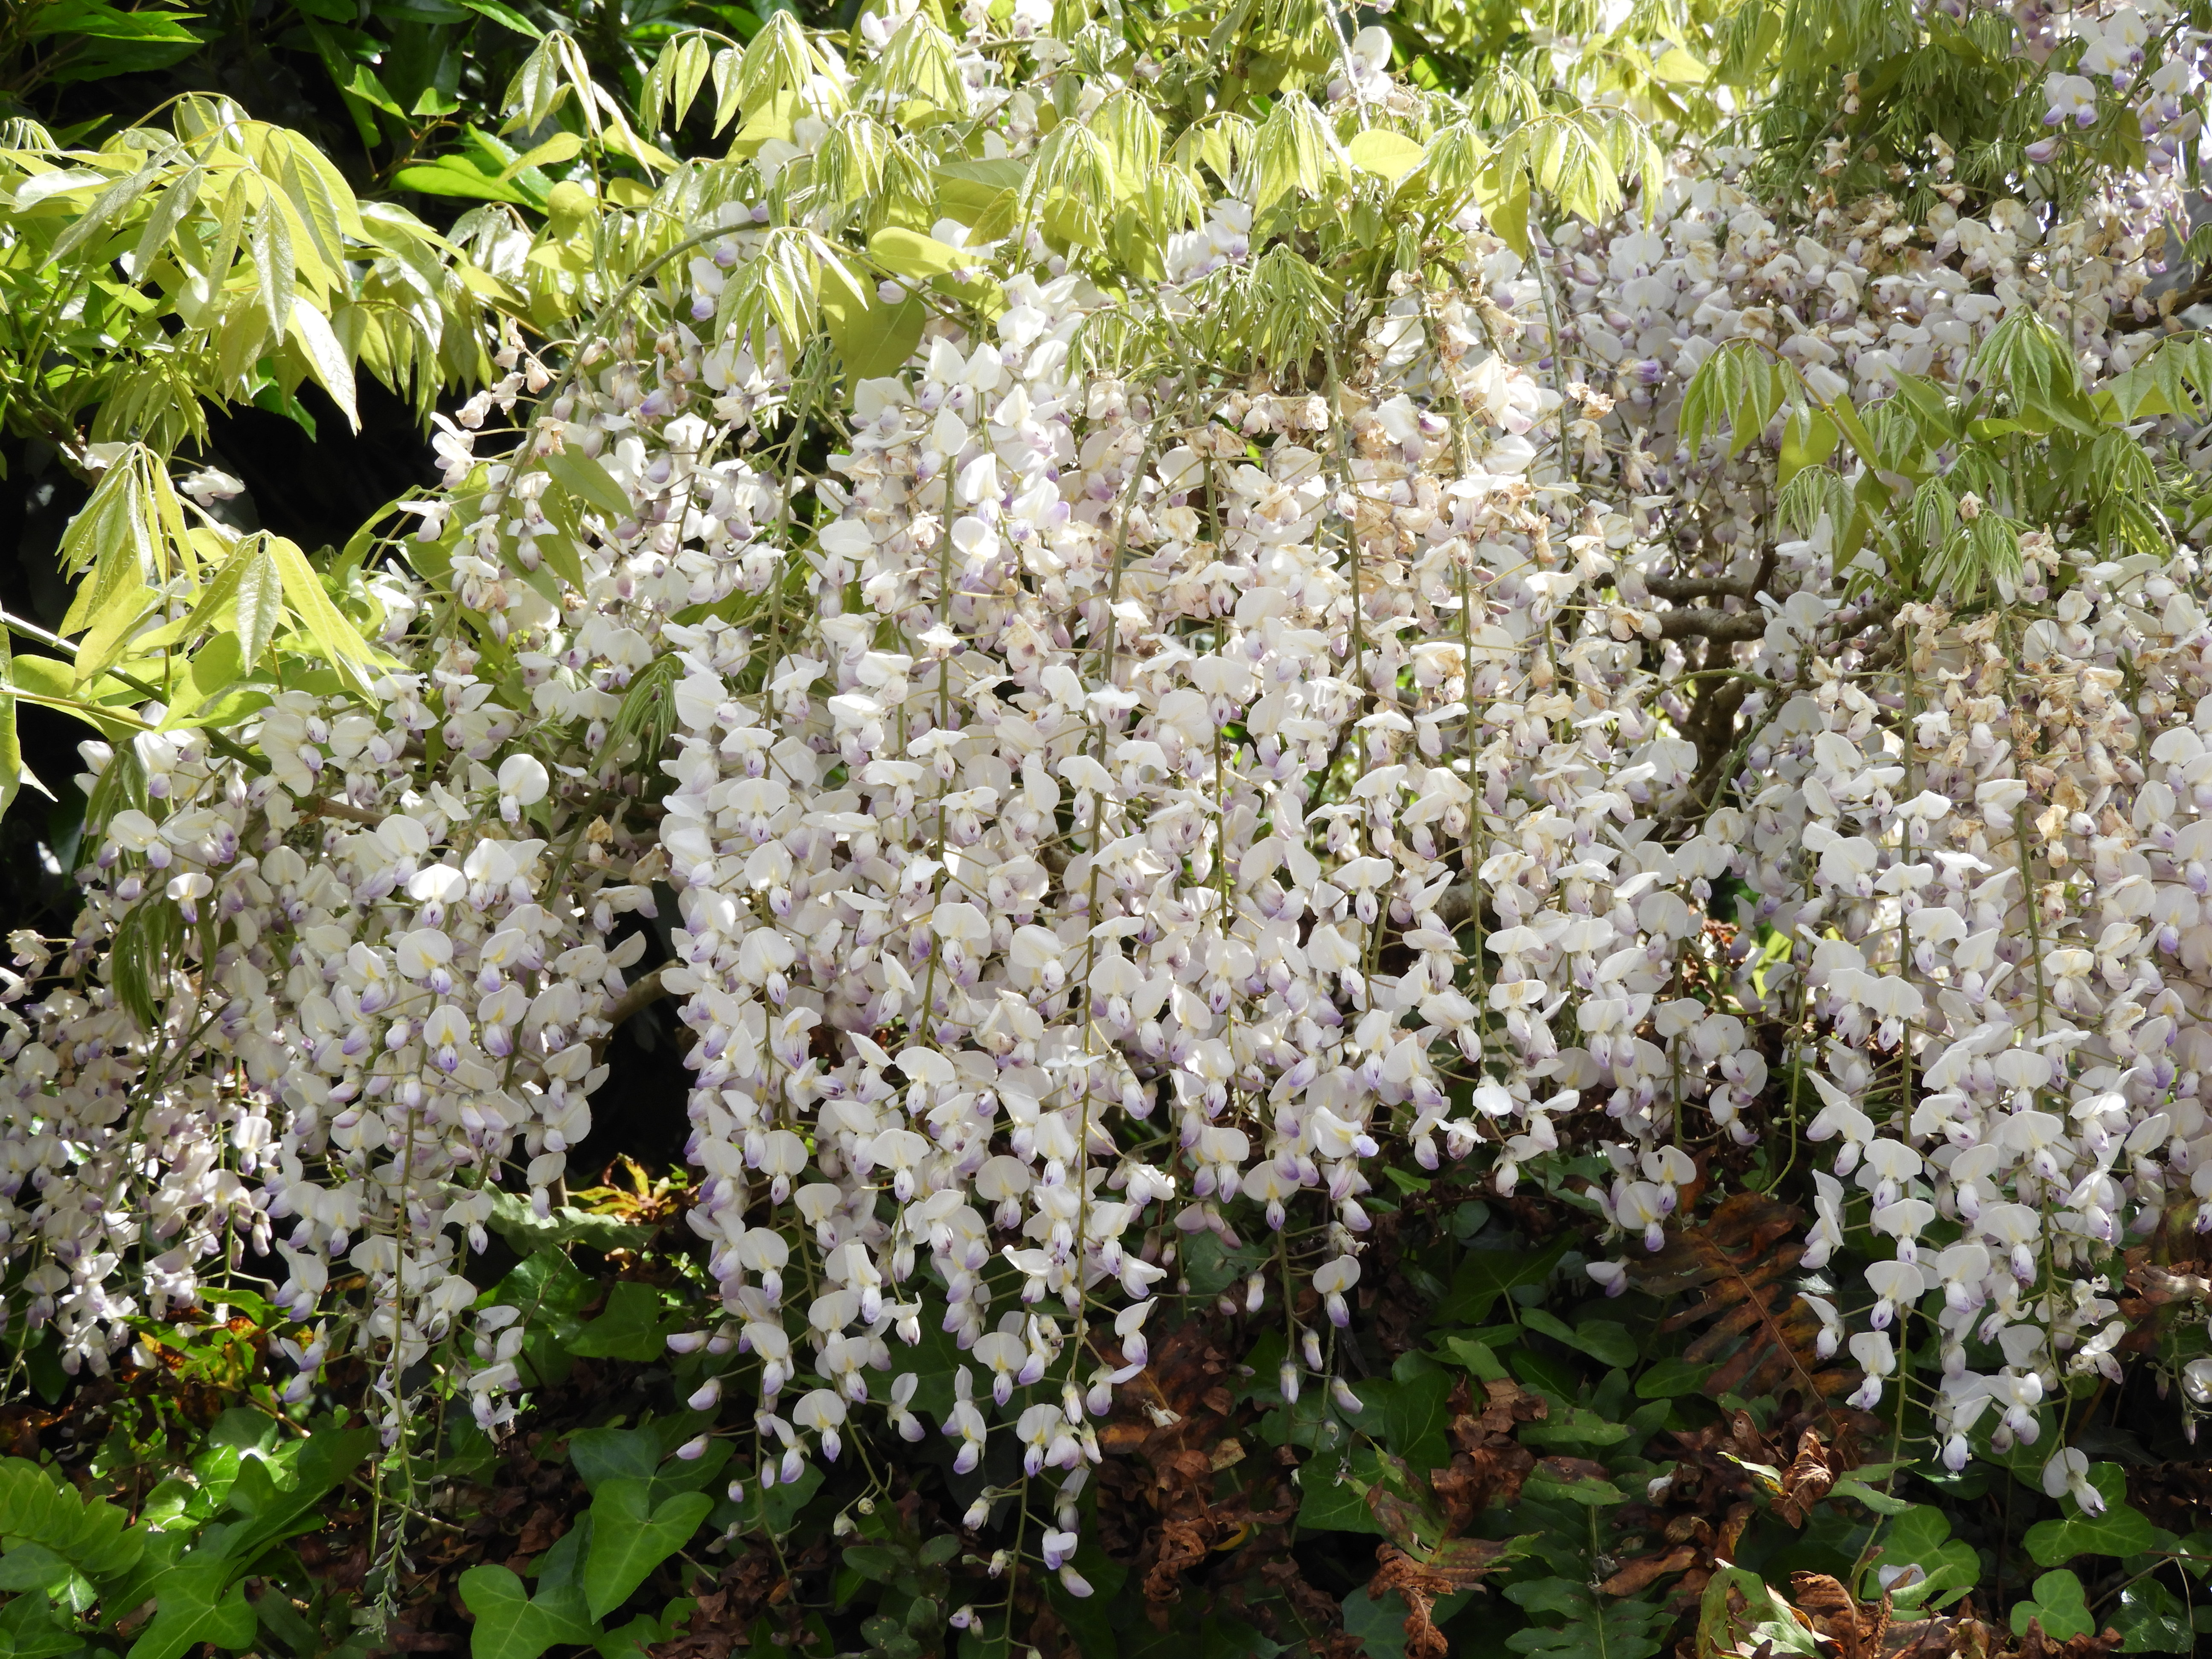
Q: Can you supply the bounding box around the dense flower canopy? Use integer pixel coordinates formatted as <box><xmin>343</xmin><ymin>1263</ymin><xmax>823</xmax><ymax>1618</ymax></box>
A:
<box><xmin>10</xmin><ymin>0</ymin><xmax>2212</xmax><ymax>1611</ymax></box>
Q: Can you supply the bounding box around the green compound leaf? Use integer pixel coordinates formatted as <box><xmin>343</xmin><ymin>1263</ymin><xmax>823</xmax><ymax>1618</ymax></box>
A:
<box><xmin>542</xmin><ymin>448</ymin><xmax>636</xmax><ymax>524</ymax></box>
<box><xmin>1505</xmin><ymin>1577</ymin><xmax>1670</xmax><ymax>1659</ymax></box>
<box><xmin>0</xmin><ymin>1458</ymin><xmax>144</xmax><ymax>1583</ymax></box>
<box><xmin>1519</xmin><ymin>1307</ymin><xmax>1636</xmax><ymax>1370</ymax></box>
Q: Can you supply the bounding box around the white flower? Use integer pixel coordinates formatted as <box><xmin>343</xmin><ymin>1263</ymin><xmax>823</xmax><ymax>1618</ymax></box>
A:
<box><xmin>498</xmin><ymin>754</ymin><xmax>550</xmax><ymax>809</ymax></box>
<box><xmin>2041</xmin><ymin>1447</ymin><xmax>2105</xmax><ymax>1515</ymax></box>
<box><xmin>2046</xmin><ymin>72</ymin><xmax>2100</xmax><ymax>126</ymax></box>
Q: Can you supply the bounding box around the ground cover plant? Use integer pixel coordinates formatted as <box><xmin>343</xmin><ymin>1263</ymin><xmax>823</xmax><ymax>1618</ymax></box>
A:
<box><xmin>11</xmin><ymin>0</ymin><xmax>2212</xmax><ymax>1655</ymax></box>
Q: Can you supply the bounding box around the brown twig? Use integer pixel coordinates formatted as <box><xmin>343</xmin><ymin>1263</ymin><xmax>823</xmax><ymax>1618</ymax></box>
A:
<box><xmin>2111</xmin><ymin>269</ymin><xmax>2212</xmax><ymax>332</ymax></box>
<box><xmin>1646</xmin><ymin>572</ymin><xmax>1763</xmax><ymax>604</ymax></box>
<box><xmin>303</xmin><ymin>797</ymin><xmax>385</xmax><ymax>826</ymax></box>
<box><xmin>1659</xmin><ymin>609</ymin><xmax>1770</xmax><ymax>643</ymax></box>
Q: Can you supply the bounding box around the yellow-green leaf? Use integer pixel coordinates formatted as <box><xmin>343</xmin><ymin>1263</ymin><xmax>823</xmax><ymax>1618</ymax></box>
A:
<box><xmin>160</xmin><ymin>632</ymin><xmax>249</xmax><ymax>728</ymax></box>
<box><xmin>393</xmin><ymin>158</ymin><xmax>536</xmax><ymax>206</ymax></box>
<box><xmin>868</xmin><ymin>226</ymin><xmax>963</xmax><ymax>279</ymax></box>
<box><xmin>502</xmin><ymin>131</ymin><xmax>584</xmax><ymax>180</ymax></box>
<box><xmin>601</xmin><ymin>120</ymin><xmax>678</xmax><ymax>174</ymax></box>
<box><xmin>270</xmin><ymin>536</ymin><xmax>381</xmax><ymax>683</ymax></box>
<box><xmin>932</xmin><ymin>157</ymin><xmax>1025</xmax><ymax>226</ymax></box>
<box><xmin>1347</xmin><ymin>128</ymin><xmax>1425</xmax><ymax>183</ymax></box>
<box><xmin>1479</xmin><ymin>169</ymin><xmax>1531</xmax><ymax>258</ymax></box>
<box><xmin>288</xmin><ymin>297</ymin><xmax>359</xmax><ymax>433</ymax></box>
<box><xmin>543</xmin><ymin>448</ymin><xmax>634</xmax><ymax>523</ymax></box>
<box><xmin>732</xmin><ymin>88</ymin><xmax>798</xmax><ymax>157</ymax></box>
<box><xmin>1824</xmin><ymin>393</ymin><xmax>1884</xmax><ymax>475</ymax></box>
<box><xmin>0</xmin><ymin>630</ymin><xmax>21</xmax><ymax>822</ymax></box>
<box><xmin>6</xmin><ymin>655</ymin><xmax>139</xmax><ymax>742</ymax></box>
<box><xmin>234</xmin><ymin>541</ymin><xmax>284</xmax><ymax>670</ymax></box>
<box><xmin>1778</xmin><ymin>407</ymin><xmax>1838</xmax><ymax>484</ymax></box>
<box><xmin>74</xmin><ymin>579</ymin><xmax>157</xmax><ymax>687</ymax></box>
<box><xmin>60</xmin><ymin>447</ymin><xmax>194</xmax><ymax>637</ymax></box>
<box><xmin>538</xmin><ymin>536</ymin><xmax>587</xmax><ymax>592</ymax></box>
<box><xmin>1652</xmin><ymin>47</ymin><xmax>1709</xmax><ymax>84</ymax></box>
<box><xmin>821</xmin><ymin>263</ymin><xmax>927</xmax><ymax>388</ymax></box>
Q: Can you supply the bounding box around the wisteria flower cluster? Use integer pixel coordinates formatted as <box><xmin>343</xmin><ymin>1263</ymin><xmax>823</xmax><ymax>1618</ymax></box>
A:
<box><xmin>7</xmin><ymin>0</ymin><xmax>2212</xmax><ymax>1588</ymax></box>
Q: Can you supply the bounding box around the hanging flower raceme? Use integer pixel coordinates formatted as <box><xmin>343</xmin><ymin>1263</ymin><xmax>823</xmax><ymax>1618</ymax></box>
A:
<box><xmin>9</xmin><ymin>0</ymin><xmax>2212</xmax><ymax>1592</ymax></box>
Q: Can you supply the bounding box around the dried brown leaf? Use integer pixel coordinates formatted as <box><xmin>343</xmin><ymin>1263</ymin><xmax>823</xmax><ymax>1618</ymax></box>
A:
<box><xmin>1629</xmin><ymin>1193</ymin><xmax>1855</xmax><ymax>1411</ymax></box>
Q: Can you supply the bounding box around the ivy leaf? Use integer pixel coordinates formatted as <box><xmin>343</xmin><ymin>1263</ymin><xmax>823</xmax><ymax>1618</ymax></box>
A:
<box><xmin>479</xmin><ymin>1247</ymin><xmax>593</xmax><ymax>1387</ymax></box>
<box><xmin>843</xmin><ymin>1543</ymin><xmax>902</xmax><ymax>1582</ymax></box>
<box><xmin>566</xmin><ymin>1427</ymin><xmax>662</xmax><ymax>1493</ymax></box>
<box><xmin>2025</xmin><ymin>1465</ymin><xmax>2160</xmax><ymax>1566</ymax></box>
<box><xmin>1377</xmin><ymin>1369</ymin><xmax>1453</xmax><ymax>1470</ymax></box>
<box><xmin>1633</xmin><ymin>1359</ymin><xmax>1711</xmax><ymax>1399</ymax></box>
<box><xmin>486</xmin><ymin>1190</ymin><xmax>651</xmax><ymax>1256</ymax></box>
<box><xmin>2010</xmin><ymin>1570</ymin><xmax>2094</xmax><ymax>1643</ymax></box>
<box><xmin>125</xmin><ymin>1560</ymin><xmax>256</xmax><ymax>1659</ymax></box>
<box><xmin>0</xmin><ymin>1543</ymin><xmax>77</xmax><ymax>1595</ymax></box>
<box><xmin>2025</xmin><ymin>1504</ymin><xmax>2159</xmax><ymax>1565</ymax></box>
<box><xmin>2111</xmin><ymin>1578</ymin><xmax>2192</xmax><ymax>1652</ymax></box>
<box><xmin>1865</xmin><ymin>1505</ymin><xmax>1978</xmax><ymax>1609</ymax></box>
<box><xmin>1435</xmin><ymin>1238</ymin><xmax>1567</xmax><ymax>1325</ymax></box>
<box><xmin>715</xmin><ymin>1459</ymin><xmax>821</xmax><ymax>1536</ymax></box>
<box><xmin>1043</xmin><ymin>1537</ymin><xmax>1126</xmax><ymax>1659</ymax></box>
<box><xmin>218</xmin><ymin>1424</ymin><xmax>377</xmax><ymax>1568</ymax></box>
<box><xmin>647</xmin><ymin>1437</ymin><xmax>731</xmax><ymax>1502</ymax></box>
<box><xmin>1295</xmin><ymin>1445</ymin><xmax>1385</xmax><ymax>1536</ymax></box>
<box><xmin>570</xmin><ymin>1282</ymin><xmax>675</xmax><ymax>1361</ymax></box>
<box><xmin>459</xmin><ymin>1564</ymin><xmax>599</xmax><ymax>1659</ymax></box>
<box><xmin>1519</xmin><ymin>1406</ymin><xmax>1631</xmax><ymax>1449</ymax></box>
<box><xmin>1521</xmin><ymin>1461</ymin><xmax>1627</xmax><ymax>1505</ymax></box>
<box><xmin>1442</xmin><ymin>1334</ymin><xmax>1511</xmax><ymax>1382</ymax></box>
<box><xmin>583</xmin><ymin>1479</ymin><xmax>712</xmax><ymax>1618</ymax></box>
<box><xmin>0</xmin><ymin>1583</ymin><xmax>87</xmax><ymax>1659</ymax></box>
<box><xmin>594</xmin><ymin>1613</ymin><xmax>668</xmax><ymax>1659</ymax></box>
<box><xmin>1831</xmin><ymin>1476</ymin><xmax>1915</xmax><ymax>1515</ymax></box>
